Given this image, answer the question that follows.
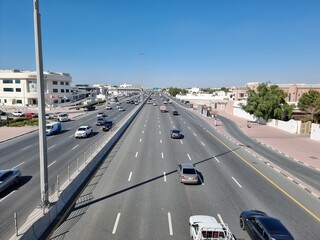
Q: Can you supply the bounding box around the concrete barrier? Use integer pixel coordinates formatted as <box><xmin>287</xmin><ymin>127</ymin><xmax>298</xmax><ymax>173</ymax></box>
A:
<box><xmin>20</xmin><ymin>99</ymin><xmax>147</xmax><ymax>240</ymax></box>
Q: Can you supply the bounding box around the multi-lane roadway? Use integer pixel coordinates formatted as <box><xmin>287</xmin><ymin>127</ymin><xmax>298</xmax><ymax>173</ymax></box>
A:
<box><xmin>47</xmin><ymin>94</ymin><xmax>320</xmax><ymax>239</ymax></box>
<box><xmin>0</xmin><ymin>97</ymin><xmax>141</xmax><ymax>240</ymax></box>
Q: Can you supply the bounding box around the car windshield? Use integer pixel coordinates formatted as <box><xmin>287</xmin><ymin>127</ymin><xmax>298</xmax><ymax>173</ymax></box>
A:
<box><xmin>172</xmin><ymin>130</ymin><xmax>180</xmax><ymax>134</ymax></box>
<box><xmin>46</xmin><ymin>126</ymin><xmax>52</xmax><ymax>130</ymax></box>
<box><xmin>183</xmin><ymin>168</ymin><xmax>196</xmax><ymax>174</ymax></box>
<box><xmin>78</xmin><ymin>127</ymin><xmax>86</xmax><ymax>131</ymax></box>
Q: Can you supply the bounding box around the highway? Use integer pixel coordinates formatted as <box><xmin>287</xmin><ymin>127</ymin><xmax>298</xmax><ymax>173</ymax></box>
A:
<box><xmin>47</xmin><ymin>94</ymin><xmax>320</xmax><ymax>240</ymax></box>
<box><xmin>0</xmin><ymin>96</ymin><xmax>141</xmax><ymax>240</ymax></box>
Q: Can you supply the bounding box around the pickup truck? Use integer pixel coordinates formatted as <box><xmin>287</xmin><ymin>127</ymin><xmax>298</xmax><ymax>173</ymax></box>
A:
<box><xmin>189</xmin><ymin>215</ymin><xmax>236</xmax><ymax>240</ymax></box>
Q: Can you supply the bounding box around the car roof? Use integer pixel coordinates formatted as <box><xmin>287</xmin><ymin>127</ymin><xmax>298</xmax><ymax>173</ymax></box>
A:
<box><xmin>257</xmin><ymin>217</ymin><xmax>292</xmax><ymax>236</ymax></box>
<box><xmin>171</xmin><ymin>128</ymin><xmax>180</xmax><ymax>131</ymax></box>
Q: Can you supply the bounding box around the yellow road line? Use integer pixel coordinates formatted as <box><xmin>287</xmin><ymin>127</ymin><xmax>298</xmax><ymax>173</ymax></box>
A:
<box><xmin>207</xmin><ymin>130</ymin><xmax>320</xmax><ymax>222</ymax></box>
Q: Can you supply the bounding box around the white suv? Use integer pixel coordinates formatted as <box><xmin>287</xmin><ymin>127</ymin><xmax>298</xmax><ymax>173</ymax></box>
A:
<box><xmin>74</xmin><ymin>126</ymin><xmax>93</xmax><ymax>138</ymax></box>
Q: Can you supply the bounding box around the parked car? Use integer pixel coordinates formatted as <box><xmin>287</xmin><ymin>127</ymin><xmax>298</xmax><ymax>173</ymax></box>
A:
<box><xmin>240</xmin><ymin>210</ymin><xmax>294</xmax><ymax>240</ymax></box>
<box><xmin>24</xmin><ymin>112</ymin><xmax>38</xmax><ymax>118</ymax></box>
<box><xmin>177</xmin><ymin>163</ymin><xmax>198</xmax><ymax>184</ymax></box>
<box><xmin>74</xmin><ymin>125</ymin><xmax>93</xmax><ymax>138</ymax></box>
<box><xmin>171</xmin><ymin>128</ymin><xmax>183</xmax><ymax>139</ymax></box>
<box><xmin>84</xmin><ymin>105</ymin><xmax>95</xmax><ymax>111</ymax></box>
<box><xmin>0</xmin><ymin>169</ymin><xmax>21</xmax><ymax>192</ymax></box>
<box><xmin>102</xmin><ymin>120</ymin><xmax>113</xmax><ymax>131</ymax></box>
<box><xmin>12</xmin><ymin>111</ymin><xmax>24</xmax><ymax>117</ymax></box>
<box><xmin>57</xmin><ymin>113</ymin><xmax>69</xmax><ymax>122</ymax></box>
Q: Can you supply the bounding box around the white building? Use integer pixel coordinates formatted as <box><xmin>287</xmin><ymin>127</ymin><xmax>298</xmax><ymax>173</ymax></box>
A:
<box><xmin>0</xmin><ymin>69</ymin><xmax>74</xmax><ymax>106</ymax></box>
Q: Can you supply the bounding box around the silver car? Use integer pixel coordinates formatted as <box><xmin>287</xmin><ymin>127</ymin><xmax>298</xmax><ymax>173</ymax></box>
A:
<box><xmin>177</xmin><ymin>163</ymin><xmax>198</xmax><ymax>184</ymax></box>
<box><xmin>0</xmin><ymin>169</ymin><xmax>21</xmax><ymax>192</ymax></box>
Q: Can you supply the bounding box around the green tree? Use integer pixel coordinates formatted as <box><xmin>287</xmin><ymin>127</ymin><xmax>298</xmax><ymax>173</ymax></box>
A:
<box><xmin>297</xmin><ymin>90</ymin><xmax>320</xmax><ymax>123</ymax></box>
<box><xmin>241</xmin><ymin>83</ymin><xmax>294</xmax><ymax>121</ymax></box>
<box><xmin>167</xmin><ymin>87</ymin><xmax>187</xmax><ymax>97</ymax></box>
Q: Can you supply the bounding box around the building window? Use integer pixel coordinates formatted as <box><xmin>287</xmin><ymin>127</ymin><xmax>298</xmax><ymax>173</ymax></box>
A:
<box><xmin>65</xmin><ymin>82</ymin><xmax>69</xmax><ymax>85</ymax></box>
<box><xmin>4</xmin><ymin>99</ymin><xmax>7</xmax><ymax>103</ymax></box>
<box><xmin>61</xmin><ymin>89</ymin><xmax>65</xmax><ymax>93</ymax></box>
<box><xmin>16</xmin><ymin>88</ymin><xmax>21</xmax><ymax>92</ymax></box>
<box><xmin>239</xmin><ymin>93</ymin><xmax>245</xmax><ymax>98</ymax></box>
<box><xmin>66</xmin><ymin>89</ymin><xmax>69</xmax><ymax>93</ymax></box>
<box><xmin>15</xmin><ymin>79</ymin><xmax>21</xmax><ymax>84</ymax></box>
<box><xmin>53</xmin><ymin>100</ymin><xmax>58</xmax><ymax>104</ymax></box>
<box><xmin>53</xmin><ymin>89</ymin><xmax>58</xmax><ymax>93</ymax></box>
<box><xmin>52</xmin><ymin>81</ymin><xmax>58</xmax><ymax>85</ymax></box>
<box><xmin>3</xmin><ymin>79</ymin><xmax>13</xmax><ymax>84</ymax></box>
<box><xmin>3</xmin><ymin>88</ymin><xmax>14</xmax><ymax>92</ymax></box>
<box><xmin>16</xmin><ymin>100</ymin><xmax>22</xmax><ymax>104</ymax></box>
<box><xmin>60</xmin><ymin>82</ymin><xmax>64</xmax><ymax>85</ymax></box>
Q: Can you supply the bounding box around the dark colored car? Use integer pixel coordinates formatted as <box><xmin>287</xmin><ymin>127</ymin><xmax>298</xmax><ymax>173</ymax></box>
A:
<box><xmin>102</xmin><ymin>120</ymin><xmax>113</xmax><ymax>131</ymax></box>
<box><xmin>172</xmin><ymin>110</ymin><xmax>179</xmax><ymax>115</ymax></box>
<box><xmin>0</xmin><ymin>169</ymin><xmax>21</xmax><ymax>192</ymax></box>
<box><xmin>171</xmin><ymin>128</ymin><xmax>183</xmax><ymax>139</ymax></box>
<box><xmin>240</xmin><ymin>210</ymin><xmax>294</xmax><ymax>240</ymax></box>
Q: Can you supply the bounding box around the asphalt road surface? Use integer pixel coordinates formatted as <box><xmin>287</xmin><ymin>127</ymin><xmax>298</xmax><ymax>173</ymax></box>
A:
<box><xmin>47</xmin><ymin>94</ymin><xmax>320</xmax><ymax>240</ymax></box>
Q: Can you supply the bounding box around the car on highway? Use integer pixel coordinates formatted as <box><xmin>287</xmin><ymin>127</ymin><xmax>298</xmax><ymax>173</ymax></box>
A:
<box><xmin>153</xmin><ymin>103</ymin><xmax>157</xmax><ymax>106</ymax></box>
<box><xmin>105</xmin><ymin>105</ymin><xmax>112</xmax><ymax>110</ymax></box>
<box><xmin>172</xmin><ymin>110</ymin><xmax>179</xmax><ymax>115</ymax></box>
<box><xmin>102</xmin><ymin>120</ymin><xmax>113</xmax><ymax>131</ymax></box>
<box><xmin>74</xmin><ymin>125</ymin><xmax>93</xmax><ymax>138</ymax></box>
<box><xmin>177</xmin><ymin>163</ymin><xmax>198</xmax><ymax>184</ymax></box>
<box><xmin>0</xmin><ymin>169</ymin><xmax>21</xmax><ymax>192</ymax></box>
<box><xmin>240</xmin><ymin>210</ymin><xmax>294</xmax><ymax>240</ymax></box>
<box><xmin>118</xmin><ymin>107</ymin><xmax>125</xmax><ymax>111</ymax></box>
<box><xmin>12</xmin><ymin>111</ymin><xmax>24</xmax><ymax>117</ymax></box>
<box><xmin>97</xmin><ymin>112</ymin><xmax>107</xmax><ymax>118</ymax></box>
<box><xmin>170</xmin><ymin>128</ymin><xmax>183</xmax><ymax>139</ymax></box>
<box><xmin>96</xmin><ymin>117</ymin><xmax>106</xmax><ymax>126</ymax></box>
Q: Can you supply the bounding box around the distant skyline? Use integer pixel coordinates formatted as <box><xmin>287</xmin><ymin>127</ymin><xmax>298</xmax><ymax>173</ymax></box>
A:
<box><xmin>0</xmin><ymin>0</ymin><xmax>319</xmax><ymax>88</ymax></box>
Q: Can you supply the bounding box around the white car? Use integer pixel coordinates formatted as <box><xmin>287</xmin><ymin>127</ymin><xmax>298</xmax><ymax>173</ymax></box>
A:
<box><xmin>118</xmin><ymin>107</ymin><xmax>125</xmax><ymax>111</ymax></box>
<box><xmin>97</xmin><ymin>112</ymin><xmax>107</xmax><ymax>118</ymax></box>
<box><xmin>105</xmin><ymin>106</ymin><xmax>112</xmax><ymax>110</ymax></box>
<box><xmin>74</xmin><ymin>125</ymin><xmax>93</xmax><ymax>138</ymax></box>
<box><xmin>12</xmin><ymin>111</ymin><xmax>24</xmax><ymax>117</ymax></box>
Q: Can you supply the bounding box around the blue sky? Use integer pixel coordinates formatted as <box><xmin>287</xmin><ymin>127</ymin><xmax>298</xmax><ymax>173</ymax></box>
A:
<box><xmin>0</xmin><ymin>0</ymin><xmax>319</xmax><ymax>88</ymax></box>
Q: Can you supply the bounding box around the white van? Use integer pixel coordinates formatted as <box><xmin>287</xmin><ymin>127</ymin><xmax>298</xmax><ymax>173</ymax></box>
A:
<box><xmin>58</xmin><ymin>113</ymin><xmax>69</xmax><ymax>122</ymax></box>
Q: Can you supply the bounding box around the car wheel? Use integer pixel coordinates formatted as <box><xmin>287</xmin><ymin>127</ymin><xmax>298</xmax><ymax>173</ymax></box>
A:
<box><xmin>240</xmin><ymin>217</ymin><xmax>245</xmax><ymax>230</ymax></box>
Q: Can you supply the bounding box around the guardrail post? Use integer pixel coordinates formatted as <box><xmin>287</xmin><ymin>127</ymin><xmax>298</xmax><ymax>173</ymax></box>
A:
<box><xmin>14</xmin><ymin>212</ymin><xmax>18</xmax><ymax>236</ymax></box>
<box><xmin>68</xmin><ymin>165</ymin><xmax>70</xmax><ymax>181</ymax></box>
<box><xmin>84</xmin><ymin>152</ymin><xmax>86</xmax><ymax>164</ymax></box>
<box><xmin>90</xmin><ymin>146</ymin><xmax>92</xmax><ymax>158</ymax></box>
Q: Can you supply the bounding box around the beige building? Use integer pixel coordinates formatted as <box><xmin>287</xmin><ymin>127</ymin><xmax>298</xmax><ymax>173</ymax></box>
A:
<box><xmin>0</xmin><ymin>69</ymin><xmax>74</xmax><ymax>106</ymax></box>
<box><xmin>231</xmin><ymin>82</ymin><xmax>320</xmax><ymax>103</ymax></box>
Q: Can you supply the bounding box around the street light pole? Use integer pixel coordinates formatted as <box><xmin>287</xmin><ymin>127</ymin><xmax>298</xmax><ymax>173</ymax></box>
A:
<box><xmin>33</xmin><ymin>0</ymin><xmax>49</xmax><ymax>206</ymax></box>
<box><xmin>139</xmin><ymin>53</ymin><xmax>144</xmax><ymax>102</ymax></box>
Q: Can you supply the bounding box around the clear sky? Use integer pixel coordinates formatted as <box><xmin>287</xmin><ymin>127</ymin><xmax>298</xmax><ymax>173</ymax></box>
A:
<box><xmin>0</xmin><ymin>0</ymin><xmax>319</xmax><ymax>88</ymax></box>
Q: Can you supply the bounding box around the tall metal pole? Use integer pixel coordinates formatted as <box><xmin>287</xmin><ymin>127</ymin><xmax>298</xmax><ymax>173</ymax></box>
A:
<box><xmin>34</xmin><ymin>0</ymin><xmax>49</xmax><ymax>206</ymax></box>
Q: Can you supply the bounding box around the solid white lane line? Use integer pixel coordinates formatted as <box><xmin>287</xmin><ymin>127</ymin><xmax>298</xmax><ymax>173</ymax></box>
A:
<box><xmin>188</xmin><ymin>126</ymin><xmax>190</xmax><ymax>129</ymax></box>
<box><xmin>21</xmin><ymin>145</ymin><xmax>31</xmax><ymax>151</ymax></box>
<box><xmin>187</xmin><ymin>154</ymin><xmax>191</xmax><ymax>161</ymax></box>
<box><xmin>201</xmin><ymin>141</ymin><xmax>205</xmax><ymax>146</ymax></box>
<box><xmin>142</xmin><ymin>130</ymin><xmax>144</xmax><ymax>134</ymax></box>
<box><xmin>168</xmin><ymin>212</ymin><xmax>173</xmax><ymax>235</ymax></box>
<box><xmin>180</xmin><ymin>140</ymin><xmax>183</xmax><ymax>144</ymax></box>
<box><xmin>13</xmin><ymin>162</ymin><xmax>25</xmax><ymax>169</ymax></box>
<box><xmin>214</xmin><ymin>157</ymin><xmax>220</xmax><ymax>163</ymax></box>
<box><xmin>161</xmin><ymin>152</ymin><xmax>164</xmax><ymax>159</ymax></box>
<box><xmin>128</xmin><ymin>172</ymin><xmax>132</xmax><ymax>181</ymax></box>
<box><xmin>112</xmin><ymin>213</ymin><xmax>121</xmax><ymax>234</ymax></box>
<box><xmin>0</xmin><ymin>191</ymin><xmax>15</xmax><ymax>203</ymax></box>
<box><xmin>135</xmin><ymin>152</ymin><xmax>138</xmax><ymax>158</ymax></box>
<box><xmin>159</xmin><ymin>125</ymin><xmax>161</xmax><ymax>128</ymax></box>
<box><xmin>194</xmin><ymin>133</ymin><xmax>197</xmax><ymax>136</ymax></box>
<box><xmin>232</xmin><ymin>177</ymin><xmax>242</xmax><ymax>188</ymax></box>
<box><xmin>139</xmin><ymin>138</ymin><xmax>142</xmax><ymax>142</ymax></box>
<box><xmin>164</xmin><ymin>172</ymin><xmax>167</xmax><ymax>182</ymax></box>
<box><xmin>48</xmin><ymin>161</ymin><xmax>56</xmax><ymax>168</ymax></box>
<box><xmin>160</xmin><ymin>139</ymin><xmax>162</xmax><ymax>144</ymax></box>
<box><xmin>72</xmin><ymin>145</ymin><xmax>79</xmax><ymax>150</ymax></box>
<box><xmin>48</xmin><ymin>144</ymin><xmax>56</xmax><ymax>150</ymax></box>
<box><xmin>159</xmin><ymin>131</ymin><xmax>161</xmax><ymax>134</ymax></box>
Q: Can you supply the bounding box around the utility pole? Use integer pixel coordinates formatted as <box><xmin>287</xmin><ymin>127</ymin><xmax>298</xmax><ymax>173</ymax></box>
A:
<box><xmin>34</xmin><ymin>0</ymin><xmax>49</xmax><ymax>206</ymax></box>
<box><xmin>139</xmin><ymin>53</ymin><xmax>144</xmax><ymax>102</ymax></box>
